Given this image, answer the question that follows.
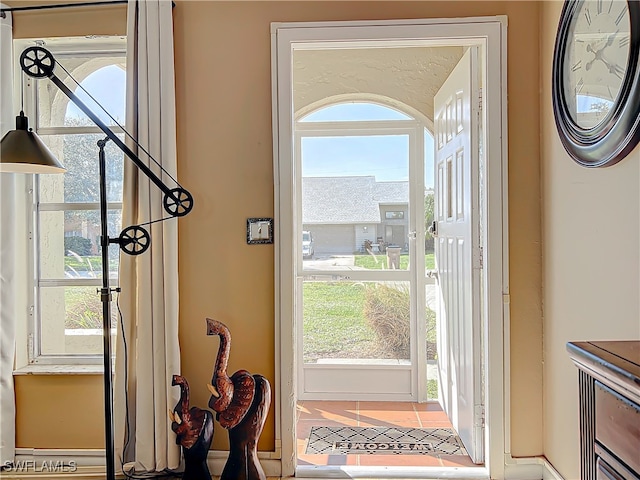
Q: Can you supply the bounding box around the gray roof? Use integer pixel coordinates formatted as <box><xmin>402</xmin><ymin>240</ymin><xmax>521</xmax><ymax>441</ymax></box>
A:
<box><xmin>302</xmin><ymin>176</ymin><xmax>408</xmax><ymax>224</ymax></box>
<box><xmin>374</xmin><ymin>181</ymin><xmax>409</xmax><ymax>204</ymax></box>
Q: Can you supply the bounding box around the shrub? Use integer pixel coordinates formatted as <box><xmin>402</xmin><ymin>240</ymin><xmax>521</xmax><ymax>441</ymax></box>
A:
<box><xmin>64</xmin><ymin>236</ymin><xmax>92</xmax><ymax>256</ymax></box>
<box><xmin>64</xmin><ymin>288</ymin><xmax>120</xmax><ymax>329</ymax></box>
<box><xmin>364</xmin><ymin>283</ymin><xmax>437</xmax><ymax>359</ymax></box>
<box><xmin>425</xmin><ymin>307</ymin><xmax>437</xmax><ymax>360</ymax></box>
<box><xmin>364</xmin><ymin>284</ymin><xmax>409</xmax><ymax>357</ymax></box>
<box><xmin>65</xmin><ymin>289</ymin><xmax>102</xmax><ymax>328</ymax></box>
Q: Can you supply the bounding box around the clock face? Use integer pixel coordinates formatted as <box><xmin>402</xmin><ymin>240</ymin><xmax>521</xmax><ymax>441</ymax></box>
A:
<box><xmin>563</xmin><ymin>0</ymin><xmax>632</xmax><ymax>129</ymax></box>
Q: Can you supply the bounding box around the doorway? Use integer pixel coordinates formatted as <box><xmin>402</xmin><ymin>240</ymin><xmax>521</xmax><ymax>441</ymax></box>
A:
<box><xmin>272</xmin><ymin>17</ymin><xmax>508</xmax><ymax>479</ymax></box>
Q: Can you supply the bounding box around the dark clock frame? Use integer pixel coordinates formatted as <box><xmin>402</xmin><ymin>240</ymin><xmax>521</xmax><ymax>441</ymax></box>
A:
<box><xmin>552</xmin><ymin>0</ymin><xmax>640</xmax><ymax>167</ymax></box>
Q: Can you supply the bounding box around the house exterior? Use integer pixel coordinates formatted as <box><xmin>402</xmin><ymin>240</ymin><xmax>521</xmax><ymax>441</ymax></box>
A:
<box><xmin>302</xmin><ymin>176</ymin><xmax>410</xmax><ymax>254</ymax></box>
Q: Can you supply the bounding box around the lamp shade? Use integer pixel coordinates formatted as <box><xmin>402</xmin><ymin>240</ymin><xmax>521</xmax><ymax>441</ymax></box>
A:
<box><xmin>0</xmin><ymin>111</ymin><xmax>65</xmax><ymax>174</ymax></box>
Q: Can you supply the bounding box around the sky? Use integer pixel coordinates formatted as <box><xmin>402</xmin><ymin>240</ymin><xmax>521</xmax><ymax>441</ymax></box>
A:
<box><xmin>66</xmin><ymin>65</ymin><xmax>126</xmax><ymax>125</ymax></box>
<box><xmin>302</xmin><ymin>135</ymin><xmax>410</xmax><ymax>181</ymax></box>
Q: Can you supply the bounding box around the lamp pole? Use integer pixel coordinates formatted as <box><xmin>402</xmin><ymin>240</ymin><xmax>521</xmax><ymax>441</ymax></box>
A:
<box><xmin>97</xmin><ymin>137</ymin><xmax>116</xmax><ymax>480</ymax></box>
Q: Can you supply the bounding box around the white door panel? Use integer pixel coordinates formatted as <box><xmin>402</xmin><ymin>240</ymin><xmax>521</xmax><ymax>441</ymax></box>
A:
<box><xmin>434</xmin><ymin>47</ymin><xmax>483</xmax><ymax>463</ymax></box>
<box><xmin>303</xmin><ymin>365</ymin><xmax>413</xmax><ymax>399</ymax></box>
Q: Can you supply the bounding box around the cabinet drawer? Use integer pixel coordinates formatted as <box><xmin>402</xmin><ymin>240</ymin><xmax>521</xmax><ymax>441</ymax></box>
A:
<box><xmin>596</xmin><ymin>382</ymin><xmax>640</xmax><ymax>474</ymax></box>
<box><xmin>598</xmin><ymin>457</ymin><xmax>628</xmax><ymax>480</ymax></box>
<box><xmin>596</xmin><ymin>445</ymin><xmax>640</xmax><ymax>480</ymax></box>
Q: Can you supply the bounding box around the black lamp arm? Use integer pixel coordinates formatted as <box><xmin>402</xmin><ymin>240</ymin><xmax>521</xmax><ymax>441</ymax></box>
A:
<box><xmin>19</xmin><ymin>46</ymin><xmax>193</xmax><ymax>218</ymax></box>
<box><xmin>50</xmin><ymin>75</ymin><xmax>172</xmax><ymax>197</ymax></box>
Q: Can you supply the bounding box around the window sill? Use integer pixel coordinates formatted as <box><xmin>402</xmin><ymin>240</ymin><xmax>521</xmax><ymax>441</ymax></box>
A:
<box><xmin>13</xmin><ymin>364</ymin><xmax>106</xmax><ymax>375</ymax></box>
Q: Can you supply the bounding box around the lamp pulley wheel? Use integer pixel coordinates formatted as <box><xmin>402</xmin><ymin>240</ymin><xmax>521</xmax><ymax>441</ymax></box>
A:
<box><xmin>163</xmin><ymin>188</ymin><xmax>193</xmax><ymax>217</ymax></box>
<box><xmin>20</xmin><ymin>46</ymin><xmax>55</xmax><ymax>78</ymax></box>
<box><xmin>119</xmin><ymin>226</ymin><xmax>151</xmax><ymax>256</ymax></box>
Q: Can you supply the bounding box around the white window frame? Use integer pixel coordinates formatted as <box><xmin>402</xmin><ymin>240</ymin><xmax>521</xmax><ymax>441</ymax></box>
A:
<box><xmin>15</xmin><ymin>36</ymin><xmax>126</xmax><ymax>367</ymax></box>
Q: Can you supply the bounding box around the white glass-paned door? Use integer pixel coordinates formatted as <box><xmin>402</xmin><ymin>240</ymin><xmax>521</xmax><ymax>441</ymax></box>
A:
<box><xmin>295</xmin><ymin>115</ymin><xmax>425</xmax><ymax>401</ymax></box>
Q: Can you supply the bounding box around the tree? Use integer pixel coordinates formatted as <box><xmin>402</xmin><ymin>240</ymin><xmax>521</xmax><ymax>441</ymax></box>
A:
<box><xmin>61</xmin><ymin>117</ymin><xmax>124</xmax><ymax>257</ymax></box>
<box><xmin>64</xmin><ymin>236</ymin><xmax>92</xmax><ymax>256</ymax></box>
<box><xmin>62</xmin><ymin>117</ymin><xmax>124</xmax><ymax>203</ymax></box>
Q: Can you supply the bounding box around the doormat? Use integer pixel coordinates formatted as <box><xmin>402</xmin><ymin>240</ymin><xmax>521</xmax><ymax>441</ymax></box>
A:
<box><xmin>305</xmin><ymin>426</ymin><xmax>468</xmax><ymax>455</ymax></box>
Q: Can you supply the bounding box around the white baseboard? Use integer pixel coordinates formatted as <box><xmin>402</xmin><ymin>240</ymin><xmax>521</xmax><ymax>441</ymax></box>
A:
<box><xmin>542</xmin><ymin>461</ymin><xmax>564</xmax><ymax>480</ymax></box>
<box><xmin>504</xmin><ymin>455</ymin><xmax>564</xmax><ymax>480</ymax></box>
<box><xmin>8</xmin><ymin>448</ymin><xmax>105</xmax><ymax>469</ymax></box>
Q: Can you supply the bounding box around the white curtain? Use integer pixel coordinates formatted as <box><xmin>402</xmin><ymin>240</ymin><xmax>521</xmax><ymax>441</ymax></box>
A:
<box><xmin>0</xmin><ymin>5</ymin><xmax>15</xmax><ymax>468</ymax></box>
<box><xmin>114</xmin><ymin>0</ymin><xmax>181</xmax><ymax>474</ymax></box>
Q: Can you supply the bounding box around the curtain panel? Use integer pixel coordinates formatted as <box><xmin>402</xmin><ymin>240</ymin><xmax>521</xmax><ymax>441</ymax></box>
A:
<box><xmin>114</xmin><ymin>0</ymin><xmax>181</xmax><ymax>474</ymax></box>
<box><xmin>0</xmin><ymin>5</ymin><xmax>16</xmax><ymax>468</ymax></box>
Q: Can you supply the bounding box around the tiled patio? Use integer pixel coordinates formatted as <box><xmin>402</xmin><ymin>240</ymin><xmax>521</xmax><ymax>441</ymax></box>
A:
<box><xmin>297</xmin><ymin>400</ymin><xmax>478</xmax><ymax>468</ymax></box>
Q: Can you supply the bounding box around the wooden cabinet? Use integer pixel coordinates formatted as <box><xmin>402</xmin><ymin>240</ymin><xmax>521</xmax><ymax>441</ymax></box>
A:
<box><xmin>567</xmin><ymin>341</ymin><xmax>640</xmax><ymax>480</ymax></box>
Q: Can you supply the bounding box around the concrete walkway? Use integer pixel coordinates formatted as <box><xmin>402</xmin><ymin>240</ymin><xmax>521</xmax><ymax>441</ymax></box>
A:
<box><xmin>303</xmin><ymin>254</ymin><xmax>357</xmax><ymax>269</ymax></box>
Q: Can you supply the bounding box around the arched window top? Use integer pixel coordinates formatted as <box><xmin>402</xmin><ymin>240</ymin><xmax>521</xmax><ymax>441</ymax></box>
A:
<box><xmin>300</xmin><ymin>102</ymin><xmax>412</xmax><ymax>122</ymax></box>
<box><xmin>65</xmin><ymin>64</ymin><xmax>126</xmax><ymax>127</ymax></box>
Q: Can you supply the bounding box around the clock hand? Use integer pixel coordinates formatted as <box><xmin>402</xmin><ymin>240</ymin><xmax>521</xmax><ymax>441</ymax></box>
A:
<box><xmin>585</xmin><ymin>58</ymin><xmax>595</xmax><ymax>71</ymax></box>
<box><xmin>587</xmin><ymin>46</ymin><xmax>623</xmax><ymax>78</ymax></box>
<box><xmin>590</xmin><ymin>31</ymin><xmax>617</xmax><ymax>54</ymax></box>
<box><xmin>585</xmin><ymin>43</ymin><xmax>599</xmax><ymax>71</ymax></box>
<box><xmin>600</xmin><ymin>56</ymin><xmax>623</xmax><ymax>79</ymax></box>
<box><xmin>605</xmin><ymin>31</ymin><xmax>617</xmax><ymax>48</ymax></box>
<box><xmin>585</xmin><ymin>35</ymin><xmax>619</xmax><ymax>73</ymax></box>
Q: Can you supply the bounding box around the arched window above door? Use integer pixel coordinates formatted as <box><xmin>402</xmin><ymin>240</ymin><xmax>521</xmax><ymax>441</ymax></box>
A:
<box><xmin>300</xmin><ymin>102</ymin><xmax>412</xmax><ymax>122</ymax></box>
<box><xmin>295</xmin><ymin>98</ymin><xmax>435</xmax><ymax>189</ymax></box>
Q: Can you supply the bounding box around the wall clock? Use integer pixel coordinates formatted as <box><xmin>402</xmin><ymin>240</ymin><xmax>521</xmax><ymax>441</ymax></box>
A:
<box><xmin>552</xmin><ymin>0</ymin><xmax>640</xmax><ymax>167</ymax></box>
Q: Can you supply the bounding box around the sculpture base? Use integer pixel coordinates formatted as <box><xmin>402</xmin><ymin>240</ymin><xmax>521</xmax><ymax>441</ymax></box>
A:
<box><xmin>220</xmin><ymin>375</ymin><xmax>271</xmax><ymax>480</ymax></box>
<box><xmin>183</xmin><ymin>459</ymin><xmax>212</xmax><ymax>480</ymax></box>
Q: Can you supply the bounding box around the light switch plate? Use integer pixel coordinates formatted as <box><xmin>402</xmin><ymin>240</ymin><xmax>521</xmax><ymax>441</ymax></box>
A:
<box><xmin>247</xmin><ymin>218</ymin><xmax>273</xmax><ymax>244</ymax></box>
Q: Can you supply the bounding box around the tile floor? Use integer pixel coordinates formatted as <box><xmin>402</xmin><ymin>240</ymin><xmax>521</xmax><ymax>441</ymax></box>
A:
<box><xmin>296</xmin><ymin>400</ymin><xmax>478</xmax><ymax>468</ymax></box>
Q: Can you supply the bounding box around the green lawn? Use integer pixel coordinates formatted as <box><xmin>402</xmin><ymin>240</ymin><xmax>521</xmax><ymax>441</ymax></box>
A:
<box><xmin>62</xmin><ymin>256</ymin><xmax>119</xmax><ymax>327</ymax></box>
<box><xmin>302</xmin><ymin>279</ymin><xmax>440</xmax><ymax>396</ymax></box>
<box><xmin>302</xmin><ymin>280</ymin><xmax>437</xmax><ymax>362</ymax></box>
<box><xmin>65</xmin><ymin>288</ymin><xmax>105</xmax><ymax>329</ymax></box>
<box><xmin>302</xmin><ymin>282</ymin><xmax>378</xmax><ymax>362</ymax></box>
<box><xmin>65</xmin><ymin>255</ymin><xmax>118</xmax><ymax>271</ymax></box>
<box><xmin>354</xmin><ymin>253</ymin><xmax>435</xmax><ymax>270</ymax></box>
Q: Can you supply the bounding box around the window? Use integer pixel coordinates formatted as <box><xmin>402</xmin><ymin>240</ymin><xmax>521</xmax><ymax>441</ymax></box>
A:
<box><xmin>385</xmin><ymin>211</ymin><xmax>404</xmax><ymax>219</ymax></box>
<box><xmin>19</xmin><ymin>37</ymin><xmax>126</xmax><ymax>365</ymax></box>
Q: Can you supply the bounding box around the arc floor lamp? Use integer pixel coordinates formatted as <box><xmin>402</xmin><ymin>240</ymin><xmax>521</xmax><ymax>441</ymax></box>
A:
<box><xmin>0</xmin><ymin>46</ymin><xmax>193</xmax><ymax>480</ymax></box>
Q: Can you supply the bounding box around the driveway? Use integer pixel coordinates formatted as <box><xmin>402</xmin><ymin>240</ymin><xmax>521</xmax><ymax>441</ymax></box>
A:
<box><xmin>303</xmin><ymin>254</ymin><xmax>357</xmax><ymax>270</ymax></box>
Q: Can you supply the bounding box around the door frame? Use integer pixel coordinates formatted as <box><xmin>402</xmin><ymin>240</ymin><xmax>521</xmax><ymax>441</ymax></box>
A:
<box><xmin>271</xmin><ymin>16</ymin><xmax>509</xmax><ymax>479</ymax></box>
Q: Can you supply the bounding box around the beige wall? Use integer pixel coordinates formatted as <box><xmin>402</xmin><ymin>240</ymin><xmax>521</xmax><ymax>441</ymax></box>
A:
<box><xmin>540</xmin><ymin>2</ymin><xmax>640</xmax><ymax>479</ymax></box>
<box><xmin>15</xmin><ymin>375</ymin><xmax>105</xmax><ymax>448</ymax></box>
<box><xmin>11</xmin><ymin>0</ymin><xmax>544</xmax><ymax>461</ymax></box>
